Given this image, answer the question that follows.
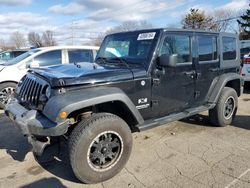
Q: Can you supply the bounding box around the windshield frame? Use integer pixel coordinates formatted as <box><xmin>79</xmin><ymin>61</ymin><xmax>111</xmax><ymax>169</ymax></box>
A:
<box><xmin>96</xmin><ymin>29</ymin><xmax>161</xmax><ymax>70</ymax></box>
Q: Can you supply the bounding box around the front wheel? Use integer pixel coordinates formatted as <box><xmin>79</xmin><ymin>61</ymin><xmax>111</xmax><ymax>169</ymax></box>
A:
<box><xmin>69</xmin><ymin>113</ymin><xmax>132</xmax><ymax>184</ymax></box>
<box><xmin>209</xmin><ymin>87</ymin><xmax>238</xmax><ymax>127</ymax></box>
<box><xmin>0</xmin><ymin>82</ymin><xmax>16</xmax><ymax>109</ymax></box>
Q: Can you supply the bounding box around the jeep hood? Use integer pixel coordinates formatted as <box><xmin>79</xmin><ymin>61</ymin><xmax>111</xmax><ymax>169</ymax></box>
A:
<box><xmin>30</xmin><ymin>62</ymin><xmax>146</xmax><ymax>87</ymax></box>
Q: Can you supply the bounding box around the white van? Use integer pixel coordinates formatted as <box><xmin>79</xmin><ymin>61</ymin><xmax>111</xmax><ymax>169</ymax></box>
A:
<box><xmin>0</xmin><ymin>46</ymin><xmax>99</xmax><ymax>107</ymax></box>
<box><xmin>240</xmin><ymin>40</ymin><xmax>250</xmax><ymax>83</ymax></box>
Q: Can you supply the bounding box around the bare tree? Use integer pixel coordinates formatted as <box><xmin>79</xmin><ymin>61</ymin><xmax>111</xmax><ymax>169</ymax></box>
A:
<box><xmin>115</xmin><ymin>20</ymin><xmax>153</xmax><ymax>32</ymax></box>
<box><xmin>42</xmin><ymin>30</ymin><xmax>57</xmax><ymax>46</ymax></box>
<box><xmin>213</xmin><ymin>9</ymin><xmax>238</xmax><ymax>32</ymax></box>
<box><xmin>93</xmin><ymin>20</ymin><xmax>153</xmax><ymax>46</ymax></box>
<box><xmin>182</xmin><ymin>8</ymin><xmax>218</xmax><ymax>31</ymax></box>
<box><xmin>9</xmin><ymin>31</ymin><xmax>26</xmax><ymax>49</ymax></box>
<box><xmin>28</xmin><ymin>32</ymin><xmax>43</xmax><ymax>47</ymax></box>
<box><xmin>93</xmin><ymin>33</ymin><xmax>106</xmax><ymax>46</ymax></box>
<box><xmin>0</xmin><ymin>38</ymin><xmax>7</xmax><ymax>51</ymax></box>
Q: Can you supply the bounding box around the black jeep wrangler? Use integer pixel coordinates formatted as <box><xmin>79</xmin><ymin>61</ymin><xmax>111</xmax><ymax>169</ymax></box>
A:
<box><xmin>5</xmin><ymin>28</ymin><xmax>243</xmax><ymax>183</ymax></box>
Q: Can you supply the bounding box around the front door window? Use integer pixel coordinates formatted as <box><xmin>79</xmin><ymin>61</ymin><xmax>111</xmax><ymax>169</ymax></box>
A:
<box><xmin>160</xmin><ymin>34</ymin><xmax>191</xmax><ymax>64</ymax></box>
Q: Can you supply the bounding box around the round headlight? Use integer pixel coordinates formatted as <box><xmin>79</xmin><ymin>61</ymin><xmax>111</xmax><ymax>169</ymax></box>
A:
<box><xmin>45</xmin><ymin>86</ymin><xmax>51</xmax><ymax>98</ymax></box>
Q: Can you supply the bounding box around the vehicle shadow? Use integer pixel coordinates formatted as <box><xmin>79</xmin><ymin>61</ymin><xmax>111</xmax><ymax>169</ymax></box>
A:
<box><xmin>182</xmin><ymin>114</ymin><xmax>250</xmax><ymax>131</ymax></box>
<box><xmin>244</xmin><ymin>83</ymin><xmax>250</xmax><ymax>94</ymax></box>
<box><xmin>0</xmin><ymin>113</ymin><xmax>81</xmax><ymax>183</ymax></box>
<box><xmin>0</xmin><ymin>113</ymin><xmax>31</xmax><ymax>161</ymax></box>
<box><xmin>35</xmin><ymin>139</ymin><xmax>81</xmax><ymax>183</ymax></box>
<box><xmin>232</xmin><ymin>115</ymin><xmax>250</xmax><ymax>131</ymax></box>
<box><xmin>20</xmin><ymin>177</ymin><xmax>67</xmax><ymax>188</ymax></box>
<box><xmin>181</xmin><ymin>114</ymin><xmax>214</xmax><ymax>127</ymax></box>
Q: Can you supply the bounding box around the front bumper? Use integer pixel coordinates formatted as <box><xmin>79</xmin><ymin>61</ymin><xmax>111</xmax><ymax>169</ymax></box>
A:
<box><xmin>242</xmin><ymin>65</ymin><xmax>250</xmax><ymax>82</ymax></box>
<box><xmin>5</xmin><ymin>99</ymin><xmax>70</xmax><ymax>137</ymax></box>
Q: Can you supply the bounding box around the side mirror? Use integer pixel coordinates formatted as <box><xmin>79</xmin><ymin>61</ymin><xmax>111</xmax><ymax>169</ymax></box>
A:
<box><xmin>29</xmin><ymin>61</ymin><xmax>40</xmax><ymax>68</ymax></box>
<box><xmin>158</xmin><ymin>54</ymin><xmax>178</xmax><ymax>67</ymax></box>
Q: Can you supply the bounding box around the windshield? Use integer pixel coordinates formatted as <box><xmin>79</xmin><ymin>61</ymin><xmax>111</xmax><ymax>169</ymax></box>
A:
<box><xmin>96</xmin><ymin>30</ymin><xmax>160</xmax><ymax>68</ymax></box>
<box><xmin>5</xmin><ymin>49</ymin><xmax>41</xmax><ymax>65</ymax></box>
<box><xmin>0</xmin><ymin>52</ymin><xmax>13</xmax><ymax>61</ymax></box>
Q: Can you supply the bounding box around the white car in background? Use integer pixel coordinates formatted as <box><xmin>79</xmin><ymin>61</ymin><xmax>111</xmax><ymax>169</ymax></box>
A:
<box><xmin>0</xmin><ymin>45</ymin><xmax>99</xmax><ymax>108</ymax></box>
<box><xmin>0</xmin><ymin>49</ymin><xmax>29</xmax><ymax>65</ymax></box>
<box><xmin>242</xmin><ymin>53</ymin><xmax>250</xmax><ymax>82</ymax></box>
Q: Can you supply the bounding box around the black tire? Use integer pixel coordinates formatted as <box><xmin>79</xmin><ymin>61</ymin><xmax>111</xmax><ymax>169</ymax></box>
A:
<box><xmin>0</xmin><ymin>82</ymin><xmax>16</xmax><ymax>109</ymax></box>
<box><xmin>69</xmin><ymin>113</ymin><xmax>132</xmax><ymax>184</ymax></box>
<box><xmin>209</xmin><ymin>87</ymin><xmax>238</xmax><ymax>127</ymax></box>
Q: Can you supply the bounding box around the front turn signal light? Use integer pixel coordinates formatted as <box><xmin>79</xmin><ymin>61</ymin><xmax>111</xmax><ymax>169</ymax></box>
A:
<box><xmin>59</xmin><ymin>111</ymin><xmax>67</xmax><ymax>119</ymax></box>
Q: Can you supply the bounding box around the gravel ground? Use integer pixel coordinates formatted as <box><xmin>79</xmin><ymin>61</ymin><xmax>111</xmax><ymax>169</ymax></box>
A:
<box><xmin>0</xmin><ymin>90</ymin><xmax>250</xmax><ymax>188</ymax></box>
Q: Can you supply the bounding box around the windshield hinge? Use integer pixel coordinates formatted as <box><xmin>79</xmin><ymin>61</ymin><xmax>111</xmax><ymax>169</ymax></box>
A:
<box><xmin>152</xmin><ymin>78</ymin><xmax>160</xmax><ymax>86</ymax></box>
<box><xmin>194</xmin><ymin>91</ymin><xmax>201</xmax><ymax>99</ymax></box>
<box><xmin>151</xmin><ymin>100</ymin><xmax>159</xmax><ymax>107</ymax></box>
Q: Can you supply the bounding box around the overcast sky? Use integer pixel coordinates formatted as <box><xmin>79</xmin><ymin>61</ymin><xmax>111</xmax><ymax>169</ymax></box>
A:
<box><xmin>0</xmin><ymin>0</ymin><xmax>248</xmax><ymax>45</ymax></box>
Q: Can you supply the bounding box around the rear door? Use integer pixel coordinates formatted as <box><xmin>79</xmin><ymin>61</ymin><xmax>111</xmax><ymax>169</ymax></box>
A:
<box><xmin>193</xmin><ymin>33</ymin><xmax>219</xmax><ymax>106</ymax></box>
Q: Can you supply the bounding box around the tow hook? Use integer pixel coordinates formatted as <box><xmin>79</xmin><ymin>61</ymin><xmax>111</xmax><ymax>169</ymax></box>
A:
<box><xmin>28</xmin><ymin>136</ymin><xmax>51</xmax><ymax>156</ymax></box>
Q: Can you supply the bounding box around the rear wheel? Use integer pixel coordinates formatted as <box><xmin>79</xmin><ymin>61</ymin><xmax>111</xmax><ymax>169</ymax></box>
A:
<box><xmin>0</xmin><ymin>82</ymin><xmax>16</xmax><ymax>109</ymax></box>
<box><xmin>69</xmin><ymin>113</ymin><xmax>132</xmax><ymax>184</ymax></box>
<box><xmin>209</xmin><ymin>87</ymin><xmax>238</xmax><ymax>127</ymax></box>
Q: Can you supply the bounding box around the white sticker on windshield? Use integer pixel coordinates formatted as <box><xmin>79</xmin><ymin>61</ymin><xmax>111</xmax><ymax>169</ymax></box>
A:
<box><xmin>137</xmin><ymin>32</ymin><xmax>156</xmax><ymax>40</ymax></box>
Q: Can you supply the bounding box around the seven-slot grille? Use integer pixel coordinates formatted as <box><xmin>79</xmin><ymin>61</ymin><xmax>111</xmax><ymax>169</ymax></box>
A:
<box><xmin>17</xmin><ymin>74</ymin><xmax>49</xmax><ymax>108</ymax></box>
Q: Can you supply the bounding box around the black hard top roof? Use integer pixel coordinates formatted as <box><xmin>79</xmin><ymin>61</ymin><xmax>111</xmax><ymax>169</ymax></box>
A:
<box><xmin>110</xmin><ymin>28</ymin><xmax>237</xmax><ymax>36</ymax></box>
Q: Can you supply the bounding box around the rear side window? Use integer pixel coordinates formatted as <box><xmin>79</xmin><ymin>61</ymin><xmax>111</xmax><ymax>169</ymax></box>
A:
<box><xmin>68</xmin><ymin>49</ymin><xmax>93</xmax><ymax>63</ymax></box>
<box><xmin>222</xmin><ymin>37</ymin><xmax>237</xmax><ymax>60</ymax></box>
<box><xmin>160</xmin><ymin>34</ymin><xmax>191</xmax><ymax>64</ymax></box>
<box><xmin>198</xmin><ymin>35</ymin><xmax>217</xmax><ymax>61</ymax></box>
<box><xmin>13</xmin><ymin>51</ymin><xmax>26</xmax><ymax>58</ymax></box>
<box><xmin>34</xmin><ymin>50</ymin><xmax>62</xmax><ymax>67</ymax></box>
<box><xmin>240</xmin><ymin>41</ymin><xmax>250</xmax><ymax>58</ymax></box>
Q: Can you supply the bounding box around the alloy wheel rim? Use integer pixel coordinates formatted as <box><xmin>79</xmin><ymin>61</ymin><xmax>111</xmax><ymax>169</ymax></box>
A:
<box><xmin>223</xmin><ymin>96</ymin><xmax>235</xmax><ymax>120</ymax></box>
<box><xmin>0</xmin><ymin>87</ymin><xmax>15</xmax><ymax>106</ymax></box>
<box><xmin>87</xmin><ymin>131</ymin><xmax>123</xmax><ymax>172</ymax></box>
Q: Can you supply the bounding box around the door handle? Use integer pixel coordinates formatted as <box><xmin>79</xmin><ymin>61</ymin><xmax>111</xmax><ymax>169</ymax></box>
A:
<box><xmin>184</xmin><ymin>71</ymin><xmax>202</xmax><ymax>79</ymax></box>
<box><xmin>196</xmin><ymin>72</ymin><xmax>202</xmax><ymax>79</ymax></box>
<box><xmin>209</xmin><ymin>68</ymin><xmax>219</xmax><ymax>72</ymax></box>
<box><xmin>184</xmin><ymin>70</ymin><xmax>195</xmax><ymax>75</ymax></box>
<box><xmin>184</xmin><ymin>71</ymin><xmax>196</xmax><ymax>79</ymax></box>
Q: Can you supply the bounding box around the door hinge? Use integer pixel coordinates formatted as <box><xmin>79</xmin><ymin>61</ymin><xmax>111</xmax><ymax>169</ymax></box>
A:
<box><xmin>194</xmin><ymin>91</ymin><xmax>200</xmax><ymax>99</ymax></box>
<box><xmin>152</xmin><ymin>78</ymin><xmax>160</xmax><ymax>86</ymax></box>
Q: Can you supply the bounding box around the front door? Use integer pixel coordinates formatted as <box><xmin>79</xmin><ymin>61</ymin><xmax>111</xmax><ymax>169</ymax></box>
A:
<box><xmin>151</xmin><ymin>32</ymin><xmax>196</xmax><ymax>118</ymax></box>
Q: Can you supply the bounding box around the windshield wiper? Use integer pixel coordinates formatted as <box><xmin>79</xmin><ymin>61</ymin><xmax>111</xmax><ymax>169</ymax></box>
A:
<box><xmin>96</xmin><ymin>56</ymin><xmax>131</xmax><ymax>69</ymax></box>
<box><xmin>95</xmin><ymin>57</ymin><xmax>108</xmax><ymax>64</ymax></box>
<box><xmin>109</xmin><ymin>57</ymin><xmax>130</xmax><ymax>68</ymax></box>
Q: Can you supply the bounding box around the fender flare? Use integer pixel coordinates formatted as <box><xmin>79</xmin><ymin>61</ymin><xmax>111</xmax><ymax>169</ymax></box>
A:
<box><xmin>207</xmin><ymin>73</ymin><xmax>243</xmax><ymax>104</ymax></box>
<box><xmin>43</xmin><ymin>86</ymin><xmax>144</xmax><ymax>125</ymax></box>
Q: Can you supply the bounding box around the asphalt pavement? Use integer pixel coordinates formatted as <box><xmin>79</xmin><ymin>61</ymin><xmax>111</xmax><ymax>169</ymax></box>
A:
<box><xmin>0</xmin><ymin>91</ymin><xmax>250</xmax><ymax>188</ymax></box>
